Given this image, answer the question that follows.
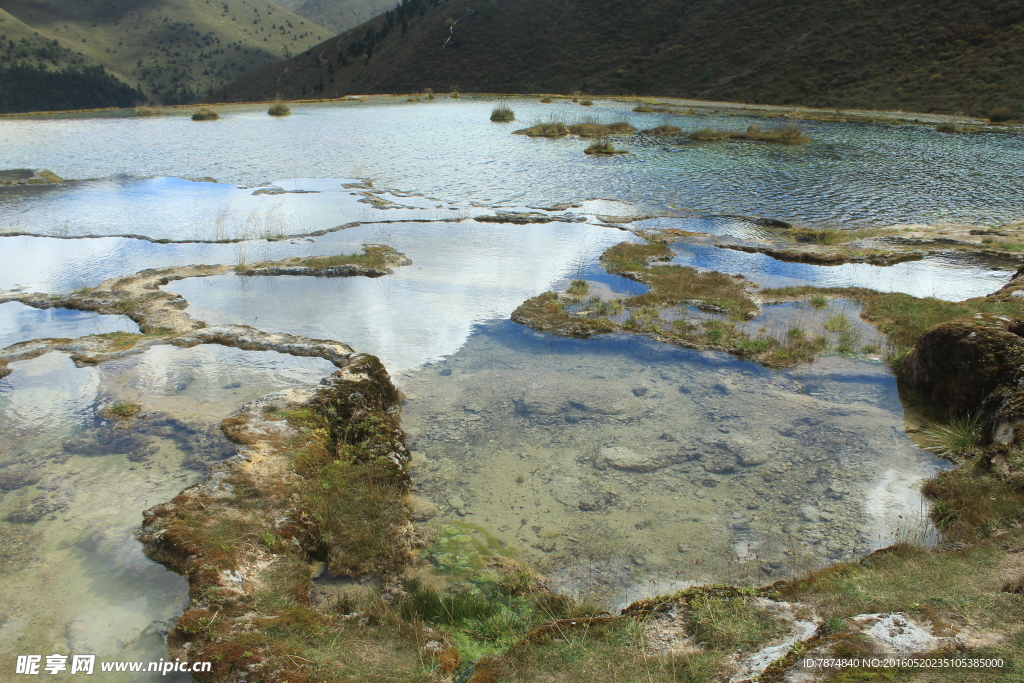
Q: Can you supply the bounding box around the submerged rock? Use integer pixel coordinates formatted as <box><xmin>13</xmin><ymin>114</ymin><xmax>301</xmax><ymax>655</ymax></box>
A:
<box><xmin>599</xmin><ymin>446</ymin><xmax>665</xmax><ymax>472</ymax></box>
<box><xmin>0</xmin><ymin>467</ymin><xmax>41</xmax><ymax>491</ymax></box>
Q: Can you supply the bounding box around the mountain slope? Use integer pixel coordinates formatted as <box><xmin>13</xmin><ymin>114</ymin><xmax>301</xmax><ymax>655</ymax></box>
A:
<box><xmin>274</xmin><ymin>0</ymin><xmax>396</xmax><ymax>35</ymax></box>
<box><xmin>0</xmin><ymin>8</ymin><xmax>143</xmax><ymax>112</ymax></box>
<box><xmin>0</xmin><ymin>0</ymin><xmax>331</xmax><ymax>106</ymax></box>
<box><xmin>218</xmin><ymin>0</ymin><xmax>1024</xmax><ymax>117</ymax></box>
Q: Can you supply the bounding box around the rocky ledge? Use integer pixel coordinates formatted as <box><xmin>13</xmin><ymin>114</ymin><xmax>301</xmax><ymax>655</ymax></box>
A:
<box><xmin>137</xmin><ymin>353</ymin><xmax>417</xmax><ymax>682</ymax></box>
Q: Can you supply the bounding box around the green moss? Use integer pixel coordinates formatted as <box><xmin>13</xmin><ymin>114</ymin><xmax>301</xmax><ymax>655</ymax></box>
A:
<box><xmin>93</xmin><ymin>331</ymin><xmax>146</xmax><ymax>349</ymax></box>
<box><xmin>107</xmin><ymin>401</ymin><xmax>142</xmax><ymax>418</ymax></box>
<box><xmin>37</xmin><ymin>170</ymin><xmax>64</xmax><ymax>183</ymax></box>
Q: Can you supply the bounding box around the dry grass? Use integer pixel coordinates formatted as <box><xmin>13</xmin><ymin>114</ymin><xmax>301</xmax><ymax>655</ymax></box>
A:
<box><xmin>584</xmin><ymin>140</ymin><xmax>629</xmax><ymax>155</ymax></box>
<box><xmin>689</xmin><ymin>123</ymin><xmax>808</xmax><ymax>143</ymax></box>
<box><xmin>514</xmin><ymin>121</ymin><xmax>569</xmax><ymax>137</ymax></box>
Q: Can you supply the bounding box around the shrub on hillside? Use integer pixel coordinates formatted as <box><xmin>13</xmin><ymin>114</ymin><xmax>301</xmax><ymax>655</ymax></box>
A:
<box><xmin>989</xmin><ymin>106</ymin><xmax>1013</xmax><ymax>122</ymax></box>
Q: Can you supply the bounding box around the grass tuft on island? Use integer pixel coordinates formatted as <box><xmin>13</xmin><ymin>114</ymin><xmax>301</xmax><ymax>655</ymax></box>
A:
<box><xmin>267</xmin><ymin>102</ymin><xmax>291</xmax><ymax>117</ymax></box>
<box><xmin>236</xmin><ymin>244</ymin><xmax>410</xmax><ymax>276</ymax></box>
<box><xmin>490</xmin><ymin>104</ymin><xmax>515</xmax><ymax>122</ymax></box>
<box><xmin>642</xmin><ymin>124</ymin><xmax>683</xmax><ymax>135</ymax></box>
<box><xmin>584</xmin><ymin>140</ymin><xmax>629</xmax><ymax>155</ymax></box>
<box><xmin>789</xmin><ymin>227</ymin><xmax>893</xmax><ymax>245</ymax></box>
<box><xmin>689</xmin><ymin>123</ymin><xmax>809</xmax><ymax>144</ymax></box>
<box><xmin>135</xmin><ymin>106</ymin><xmax>164</xmax><ymax>116</ymax></box>
<box><xmin>191</xmin><ymin>107</ymin><xmax>220</xmax><ymax>121</ymax></box>
<box><xmin>514</xmin><ymin>121</ymin><xmax>636</xmax><ymax>137</ymax></box>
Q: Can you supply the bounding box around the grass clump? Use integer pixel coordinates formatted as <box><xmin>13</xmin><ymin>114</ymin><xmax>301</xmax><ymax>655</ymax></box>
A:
<box><xmin>568</xmin><ymin>121</ymin><xmax>636</xmax><ymax>137</ymax></box>
<box><xmin>642</xmin><ymin>124</ymin><xmax>683</xmax><ymax>135</ymax></box>
<box><xmin>623</xmin><ymin>265</ymin><xmax>758</xmax><ymax>320</ymax></box>
<box><xmin>135</xmin><ymin>106</ymin><xmax>164</xmax><ymax>116</ymax></box>
<box><xmin>688</xmin><ymin>594</ymin><xmax>787</xmax><ymax>650</ymax></box>
<box><xmin>470</xmin><ymin>617</ymin><xmax>723</xmax><ymax>682</ymax></box>
<box><xmin>566</xmin><ymin>279</ymin><xmax>589</xmax><ymax>297</ymax></box>
<box><xmin>790</xmin><ymin>227</ymin><xmax>889</xmax><ymax>245</ymax></box>
<box><xmin>302</xmin><ymin>458</ymin><xmax>410</xmax><ymax>574</ymax></box>
<box><xmin>514</xmin><ymin>121</ymin><xmax>569</xmax><ymax>137</ymax></box>
<box><xmin>191</xmin><ymin>107</ymin><xmax>219</xmax><ymax>121</ymax></box>
<box><xmin>584</xmin><ymin>140</ymin><xmax>629</xmax><ymax>156</ymax></box>
<box><xmin>490</xmin><ymin>104</ymin><xmax>515</xmax><ymax>122</ymax></box>
<box><xmin>267</xmin><ymin>102</ymin><xmax>291</xmax><ymax>117</ymax></box>
<box><xmin>923</xmin><ymin>459</ymin><xmax>1024</xmax><ymax>541</ymax></box>
<box><xmin>689</xmin><ymin>123</ymin><xmax>808</xmax><ymax>144</ymax></box>
<box><xmin>918</xmin><ymin>412</ymin><xmax>984</xmax><ymax>458</ymax></box>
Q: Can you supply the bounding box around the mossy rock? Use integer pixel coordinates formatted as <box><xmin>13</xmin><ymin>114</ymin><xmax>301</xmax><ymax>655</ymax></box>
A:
<box><xmin>901</xmin><ymin>315</ymin><xmax>1024</xmax><ymax>415</ymax></box>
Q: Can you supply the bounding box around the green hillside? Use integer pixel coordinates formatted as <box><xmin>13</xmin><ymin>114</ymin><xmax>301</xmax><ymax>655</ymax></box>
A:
<box><xmin>0</xmin><ymin>0</ymin><xmax>331</xmax><ymax>108</ymax></box>
<box><xmin>218</xmin><ymin>0</ymin><xmax>1024</xmax><ymax>118</ymax></box>
<box><xmin>274</xmin><ymin>0</ymin><xmax>396</xmax><ymax>35</ymax></box>
<box><xmin>0</xmin><ymin>8</ymin><xmax>143</xmax><ymax>112</ymax></box>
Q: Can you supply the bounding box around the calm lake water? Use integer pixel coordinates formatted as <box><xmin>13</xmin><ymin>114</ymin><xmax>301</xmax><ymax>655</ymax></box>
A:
<box><xmin>0</xmin><ymin>96</ymin><xmax>1019</xmax><ymax>677</ymax></box>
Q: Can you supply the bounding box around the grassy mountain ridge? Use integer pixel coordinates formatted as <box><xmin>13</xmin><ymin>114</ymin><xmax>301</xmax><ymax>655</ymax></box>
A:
<box><xmin>0</xmin><ymin>8</ymin><xmax>144</xmax><ymax>112</ymax></box>
<box><xmin>274</xmin><ymin>0</ymin><xmax>396</xmax><ymax>35</ymax></box>
<box><xmin>216</xmin><ymin>0</ymin><xmax>1024</xmax><ymax>117</ymax></box>
<box><xmin>0</xmin><ymin>0</ymin><xmax>330</xmax><ymax>109</ymax></box>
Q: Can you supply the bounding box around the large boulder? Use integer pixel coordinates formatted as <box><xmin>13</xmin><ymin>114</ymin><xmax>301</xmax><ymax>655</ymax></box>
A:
<box><xmin>900</xmin><ymin>315</ymin><xmax>1024</xmax><ymax>416</ymax></box>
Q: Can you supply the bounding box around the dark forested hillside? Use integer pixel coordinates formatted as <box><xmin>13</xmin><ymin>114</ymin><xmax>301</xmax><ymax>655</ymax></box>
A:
<box><xmin>217</xmin><ymin>0</ymin><xmax>1024</xmax><ymax>118</ymax></box>
<box><xmin>0</xmin><ymin>65</ymin><xmax>142</xmax><ymax>113</ymax></box>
